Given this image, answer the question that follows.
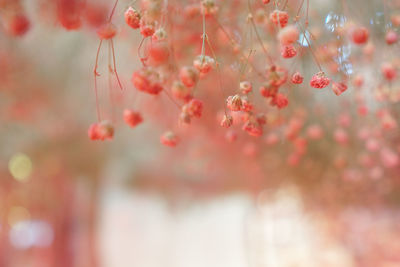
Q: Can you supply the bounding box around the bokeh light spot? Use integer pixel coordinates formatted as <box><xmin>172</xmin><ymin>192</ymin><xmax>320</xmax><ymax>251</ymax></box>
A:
<box><xmin>8</xmin><ymin>153</ymin><xmax>32</xmax><ymax>182</ymax></box>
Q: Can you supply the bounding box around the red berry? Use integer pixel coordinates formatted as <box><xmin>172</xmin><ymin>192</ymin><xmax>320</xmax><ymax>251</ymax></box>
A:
<box><xmin>281</xmin><ymin>45</ymin><xmax>297</xmax><ymax>58</ymax></box>
<box><xmin>124</xmin><ymin>7</ymin><xmax>141</xmax><ymax>29</ymax></box>
<box><xmin>160</xmin><ymin>131</ymin><xmax>180</xmax><ymax>147</ymax></box>
<box><xmin>240</xmin><ymin>81</ymin><xmax>252</xmax><ymax>94</ymax></box>
<box><xmin>8</xmin><ymin>14</ymin><xmax>30</xmax><ymax>36</ymax></box>
<box><xmin>381</xmin><ymin>62</ymin><xmax>397</xmax><ymax>81</ymax></box>
<box><xmin>270</xmin><ymin>10</ymin><xmax>289</xmax><ymax>28</ymax></box>
<box><xmin>310</xmin><ymin>71</ymin><xmax>330</xmax><ymax>89</ymax></box>
<box><xmin>332</xmin><ymin>82</ymin><xmax>348</xmax><ymax>96</ymax></box>
<box><xmin>171</xmin><ymin>81</ymin><xmax>191</xmax><ymax>100</ymax></box>
<box><xmin>123</xmin><ymin>109</ymin><xmax>143</xmax><ymax>128</ymax></box>
<box><xmin>184</xmin><ymin>98</ymin><xmax>203</xmax><ymax>118</ymax></box>
<box><xmin>242</xmin><ymin>121</ymin><xmax>263</xmax><ymax>137</ymax></box>
<box><xmin>272</xmin><ymin>93</ymin><xmax>289</xmax><ymax>109</ymax></box>
<box><xmin>226</xmin><ymin>95</ymin><xmax>242</xmax><ymax>111</ymax></box>
<box><xmin>97</xmin><ymin>23</ymin><xmax>117</xmax><ymax>40</ymax></box>
<box><xmin>385</xmin><ymin>30</ymin><xmax>398</xmax><ymax>45</ymax></box>
<box><xmin>148</xmin><ymin>41</ymin><xmax>170</xmax><ymax>66</ymax></box>
<box><xmin>88</xmin><ymin>121</ymin><xmax>114</xmax><ymax>141</ymax></box>
<box><xmin>132</xmin><ymin>67</ymin><xmax>164</xmax><ymax>95</ymax></box>
<box><xmin>351</xmin><ymin>26</ymin><xmax>369</xmax><ymax>45</ymax></box>
<box><xmin>193</xmin><ymin>55</ymin><xmax>215</xmax><ymax>74</ymax></box>
<box><xmin>179</xmin><ymin>66</ymin><xmax>199</xmax><ymax>88</ymax></box>
<box><xmin>221</xmin><ymin>115</ymin><xmax>233</xmax><ymax>128</ymax></box>
<box><xmin>291</xmin><ymin>72</ymin><xmax>304</xmax><ymax>84</ymax></box>
<box><xmin>278</xmin><ymin>25</ymin><xmax>299</xmax><ymax>45</ymax></box>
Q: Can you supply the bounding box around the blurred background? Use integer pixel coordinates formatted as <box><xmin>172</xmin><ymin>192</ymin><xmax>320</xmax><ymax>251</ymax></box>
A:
<box><xmin>1</xmin><ymin>0</ymin><xmax>400</xmax><ymax>266</ymax></box>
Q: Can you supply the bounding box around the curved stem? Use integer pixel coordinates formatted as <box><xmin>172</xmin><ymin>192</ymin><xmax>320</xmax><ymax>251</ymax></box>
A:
<box><xmin>298</xmin><ymin>24</ymin><xmax>323</xmax><ymax>72</ymax></box>
<box><xmin>108</xmin><ymin>0</ymin><xmax>119</xmax><ymax>22</ymax></box>
<box><xmin>248</xmin><ymin>0</ymin><xmax>274</xmax><ymax>66</ymax></box>
<box><xmin>94</xmin><ymin>40</ymin><xmax>103</xmax><ymax>121</ymax></box>
<box><xmin>205</xmin><ymin>35</ymin><xmax>228</xmax><ymax>115</ymax></box>
<box><xmin>110</xmin><ymin>39</ymin><xmax>124</xmax><ymax>90</ymax></box>
<box><xmin>213</xmin><ymin>17</ymin><xmax>265</xmax><ymax>79</ymax></box>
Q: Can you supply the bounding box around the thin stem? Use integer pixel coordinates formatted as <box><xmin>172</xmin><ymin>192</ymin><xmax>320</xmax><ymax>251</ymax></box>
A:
<box><xmin>108</xmin><ymin>0</ymin><xmax>119</xmax><ymax>22</ymax></box>
<box><xmin>160</xmin><ymin>0</ymin><xmax>169</xmax><ymax>28</ymax></box>
<box><xmin>162</xmin><ymin>89</ymin><xmax>182</xmax><ymax>109</ymax></box>
<box><xmin>200</xmin><ymin>10</ymin><xmax>206</xmax><ymax>64</ymax></box>
<box><xmin>298</xmin><ymin>24</ymin><xmax>322</xmax><ymax>72</ymax></box>
<box><xmin>248</xmin><ymin>0</ymin><xmax>274</xmax><ymax>66</ymax></box>
<box><xmin>110</xmin><ymin>39</ymin><xmax>124</xmax><ymax>90</ymax></box>
<box><xmin>295</xmin><ymin>0</ymin><xmax>305</xmax><ymax>20</ymax></box>
<box><xmin>108</xmin><ymin>42</ymin><xmax>116</xmax><ymax>123</ymax></box>
<box><xmin>138</xmin><ymin>37</ymin><xmax>148</xmax><ymax>66</ymax></box>
<box><xmin>282</xmin><ymin>0</ymin><xmax>289</xmax><ymax>10</ymax></box>
<box><xmin>213</xmin><ymin>17</ymin><xmax>265</xmax><ymax>79</ymax></box>
<box><xmin>205</xmin><ymin>35</ymin><xmax>227</xmax><ymax>115</ymax></box>
<box><xmin>240</xmin><ymin>49</ymin><xmax>254</xmax><ymax>80</ymax></box>
<box><xmin>306</xmin><ymin>0</ymin><xmax>309</xmax><ymax>26</ymax></box>
<box><xmin>340</xmin><ymin>0</ymin><xmax>349</xmax><ymax>17</ymax></box>
<box><xmin>94</xmin><ymin>39</ymin><xmax>103</xmax><ymax>122</ymax></box>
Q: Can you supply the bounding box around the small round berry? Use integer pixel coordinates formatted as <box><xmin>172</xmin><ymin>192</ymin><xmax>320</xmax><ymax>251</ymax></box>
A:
<box><xmin>179</xmin><ymin>111</ymin><xmax>191</xmax><ymax>124</ymax></box>
<box><xmin>153</xmin><ymin>28</ymin><xmax>167</xmax><ymax>41</ymax></box>
<box><xmin>88</xmin><ymin>121</ymin><xmax>114</xmax><ymax>141</ymax></box>
<box><xmin>97</xmin><ymin>121</ymin><xmax>114</xmax><ymax>140</ymax></box>
<box><xmin>124</xmin><ymin>7</ymin><xmax>141</xmax><ymax>29</ymax></box>
<box><xmin>140</xmin><ymin>20</ymin><xmax>155</xmax><ymax>37</ymax></box>
<box><xmin>171</xmin><ymin>81</ymin><xmax>191</xmax><ymax>100</ymax></box>
<box><xmin>272</xmin><ymin>93</ymin><xmax>289</xmax><ymax>109</ymax></box>
<box><xmin>256</xmin><ymin>113</ymin><xmax>267</xmax><ymax>125</ymax></box>
<box><xmin>184</xmin><ymin>98</ymin><xmax>203</xmax><ymax>118</ymax></box>
<box><xmin>8</xmin><ymin>14</ymin><xmax>31</xmax><ymax>36</ymax></box>
<box><xmin>123</xmin><ymin>109</ymin><xmax>143</xmax><ymax>128</ymax></box>
<box><xmin>242</xmin><ymin>121</ymin><xmax>263</xmax><ymax>137</ymax></box>
<box><xmin>132</xmin><ymin>67</ymin><xmax>164</xmax><ymax>95</ymax></box>
<box><xmin>193</xmin><ymin>55</ymin><xmax>215</xmax><ymax>74</ymax></box>
<box><xmin>240</xmin><ymin>96</ymin><xmax>254</xmax><ymax>112</ymax></box>
<box><xmin>226</xmin><ymin>95</ymin><xmax>242</xmax><ymax>111</ymax></box>
<box><xmin>221</xmin><ymin>115</ymin><xmax>233</xmax><ymax>128</ymax></box>
<box><xmin>266</xmin><ymin>65</ymin><xmax>288</xmax><ymax>86</ymax></box>
<box><xmin>385</xmin><ymin>30</ymin><xmax>398</xmax><ymax>45</ymax></box>
<box><xmin>278</xmin><ymin>25</ymin><xmax>299</xmax><ymax>45</ymax></box>
<box><xmin>260</xmin><ymin>83</ymin><xmax>278</xmax><ymax>98</ymax></box>
<box><xmin>291</xmin><ymin>72</ymin><xmax>304</xmax><ymax>84</ymax></box>
<box><xmin>310</xmin><ymin>71</ymin><xmax>330</xmax><ymax>89</ymax></box>
<box><xmin>148</xmin><ymin>41</ymin><xmax>170</xmax><ymax>66</ymax></box>
<box><xmin>281</xmin><ymin>45</ymin><xmax>297</xmax><ymax>58</ymax></box>
<box><xmin>97</xmin><ymin>23</ymin><xmax>117</xmax><ymax>39</ymax></box>
<box><xmin>160</xmin><ymin>131</ymin><xmax>180</xmax><ymax>147</ymax></box>
<box><xmin>179</xmin><ymin>66</ymin><xmax>199</xmax><ymax>88</ymax></box>
<box><xmin>381</xmin><ymin>62</ymin><xmax>397</xmax><ymax>81</ymax></box>
<box><xmin>332</xmin><ymin>82</ymin><xmax>348</xmax><ymax>96</ymax></box>
<box><xmin>88</xmin><ymin>123</ymin><xmax>100</xmax><ymax>140</ymax></box>
<box><xmin>391</xmin><ymin>14</ymin><xmax>400</xmax><ymax>26</ymax></box>
<box><xmin>269</xmin><ymin>10</ymin><xmax>289</xmax><ymax>28</ymax></box>
<box><xmin>239</xmin><ymin>81</ymin><xmax>252</xmax><ymax>94</ymax></box>
<box><xmin>351</xmin><ymin>26</ymin><xmax>369</xmax><ymax>45</ymax></box>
